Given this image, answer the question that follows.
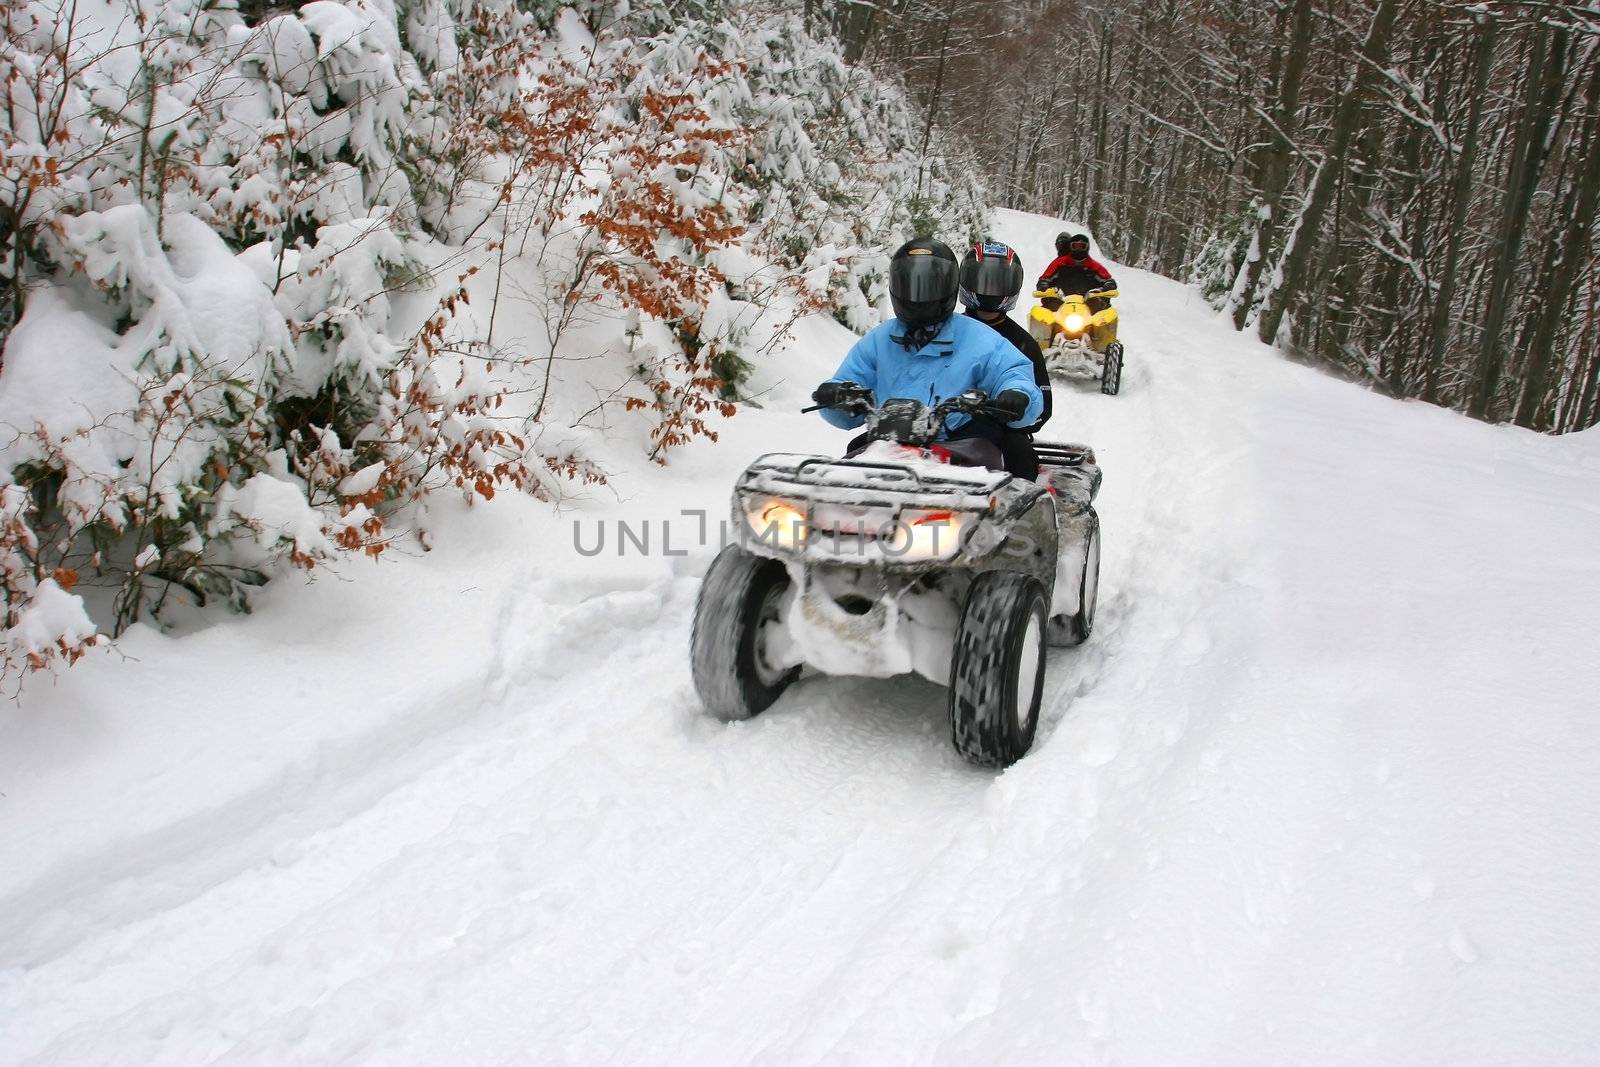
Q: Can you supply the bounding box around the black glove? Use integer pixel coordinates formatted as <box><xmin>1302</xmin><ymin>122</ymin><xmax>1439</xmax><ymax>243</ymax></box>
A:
<box><xmin>991</xmin><ymin>390</ymin><xmax>1030</xmax><ymax>423</ymax></box>
<box><xmin>812</xmin><ymin>380</ymin><xmax>862</xmax><ymax>409</ymax></box>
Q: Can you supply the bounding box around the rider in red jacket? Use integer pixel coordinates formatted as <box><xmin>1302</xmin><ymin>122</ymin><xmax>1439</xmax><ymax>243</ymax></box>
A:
<box><xmin>1037</xmin><ymin>232</ymin><xmax>1116</xmax><ymax>312</ymax></box>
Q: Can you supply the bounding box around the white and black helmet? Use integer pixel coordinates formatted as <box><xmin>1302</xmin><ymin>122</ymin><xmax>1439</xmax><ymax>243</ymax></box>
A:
<box><xmin>959</xmin><ymin>241</ymin><xmax>1025</xmax><ymax>312</ymax></box>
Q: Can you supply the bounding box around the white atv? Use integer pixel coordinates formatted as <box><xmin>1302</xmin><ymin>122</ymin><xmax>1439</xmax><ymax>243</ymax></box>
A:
<box><xmin>690</xmin><ymin>386</ymin><xmax>1102</xmax><ymax>768</ymax></box>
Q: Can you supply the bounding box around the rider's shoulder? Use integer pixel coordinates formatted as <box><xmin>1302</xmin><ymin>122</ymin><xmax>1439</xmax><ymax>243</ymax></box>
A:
<box><xmin>949</xmin><ymin>313</ymin><xmax>1012</xmax><ymax>350</ymax></box>
<box><xmin>948</xmin><ymin>314</ymin><xmax>996</xmax><ymax>340</ymax></box>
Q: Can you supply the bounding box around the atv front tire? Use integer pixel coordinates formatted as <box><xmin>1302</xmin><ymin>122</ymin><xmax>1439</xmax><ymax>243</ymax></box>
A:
<box><xmin>692</xmin><ymin>546</ymin><xmax>798</xmax><ymax>721</ymax></box>
<box><xmin>950</xmin><ymin>571</ymin><xmax>1048</xmax><ymax>768</ymax></box>
<box><xmin>1101</xmin><ymin>342</ymin><xmax>1124</xmax><ymax>395</ymax></box>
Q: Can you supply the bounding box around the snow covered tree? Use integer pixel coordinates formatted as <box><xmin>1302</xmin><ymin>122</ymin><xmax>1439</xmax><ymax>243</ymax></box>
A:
<box><xmin>1</xmin><ymin>0</ymin><xmax>991</xmax><ymax>682</ymax></box>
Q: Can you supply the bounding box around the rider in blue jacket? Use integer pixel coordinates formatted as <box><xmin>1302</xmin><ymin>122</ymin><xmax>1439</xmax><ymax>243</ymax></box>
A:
<box><xmin>811</xmin><ymin>238</ymin><xmax>1043</xmax><ymax>477</ymax></box>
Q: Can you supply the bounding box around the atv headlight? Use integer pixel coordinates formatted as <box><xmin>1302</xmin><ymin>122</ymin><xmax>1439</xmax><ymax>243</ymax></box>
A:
<box><xmin>885</xmin><ymin>509</ymin><xmax>966</xmax><ymax>562</ymax></box>
<box><xmin>743</xmin><ymin>495</ymin><xmax>808</xmax><ymax>550</ymax></box>
<box><xmin>1063</xmin><ymin>312</ymin><xmax>1087</xmax><ymax>333</ymax></box>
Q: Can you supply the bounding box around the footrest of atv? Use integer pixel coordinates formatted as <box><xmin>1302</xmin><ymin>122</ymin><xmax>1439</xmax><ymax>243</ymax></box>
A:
<box><xmin>1034</xmin><ymin>441</ymin><xmax>1096</xmax><ymax>468</ymax></box>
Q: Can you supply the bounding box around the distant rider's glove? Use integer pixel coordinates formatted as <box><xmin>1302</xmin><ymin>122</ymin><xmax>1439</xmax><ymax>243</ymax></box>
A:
<box><xmin>812</xmin><ymin>380</ymin><xmax>862</xmax><ymax>409</ymax></box>
<box><xmin>991</xmin><ymin>390</ymin><xmax>1030</xmax><ymax>423</ymax></box>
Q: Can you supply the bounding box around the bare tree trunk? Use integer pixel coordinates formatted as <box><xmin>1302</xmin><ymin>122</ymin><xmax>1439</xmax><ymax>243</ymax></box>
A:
<box><xmin>1376</xmin><ymin>104</ymin><xmax>1428</xmax><ymax>395</ymax></box>
<box><xmin>1230</xmin><ymin>0</ymin><xmax>1314</xmax><ymax>330</ymax></box>
<box><xmin>1423</xmin><ymin>16</ymin><xmax>1496</xmax><ymax>404</ymax></box>
<box><xmin>1087</xmin><ymin>14</ymin><xmax>1113</xmax><ymax>234</ymax></box>
<box><xmin>1470</xmin><ymin>25</ymin><xmax>1570</xmax><ymax>420</ymax></box>
<box><xmin>1125</xmin><ymin>137</ymin><xmax>1155</xmax><ymax>264</ymax></box>
<box><xmin>1515</xmin><ymin>58</ymin><xmax>1600</xmax><ymax>428</ymax></box>
<box><xmin>1328</xmin><ymin>114</ymin><xmax>1386</xmax><ymax>381</ymax></box>
<box><xmin>839</xmin><ymin>1</ymin><xmax>878</xmax><ymax>64</ymax></box>
<box><xmin>915</xmin><ymin>4</ymin><xmax>956</xmax><ymax>198</ymax></box>
<box><xmin>1568</xmin><ymin>270</ymin><xmax>1600</xmax><ymax>430</ymax></box>
<box><xmin>1256</xmin><ymin>0</ymin><xmax>1400</xmax><ymax>347</ymax></box>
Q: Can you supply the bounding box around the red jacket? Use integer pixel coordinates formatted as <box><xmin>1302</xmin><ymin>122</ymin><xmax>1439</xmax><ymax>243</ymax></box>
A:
<box><xmin>1036</xmin><ymin>255</ymin><xmax>1115</xmax><ymax>296</ymax></box>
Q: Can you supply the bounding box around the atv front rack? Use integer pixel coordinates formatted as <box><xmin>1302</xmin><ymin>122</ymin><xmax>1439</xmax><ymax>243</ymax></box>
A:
<box><xmin>739</xmin><ymin>453</ymin><xmax>1010</xmax><ymax>511</ymax></box>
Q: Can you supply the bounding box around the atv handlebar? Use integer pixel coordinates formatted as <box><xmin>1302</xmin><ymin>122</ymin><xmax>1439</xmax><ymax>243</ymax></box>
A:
<box><xmin>931</xmin><ymin>390</ymin><xmax>1015</xmax><ymax>423</ymax></box>
<box><xmin>806</xmin><ymin>386</ymin><xmax>1014</xmax><ymax>432</ymax></box>
<box><xmin>1033</xmin><ymin>287</ymin><xmax>1118</xmax><ymax>300</ymax></box>
<box><xmin>801</xmin><ymin>381</ymin><xmax>875</xmax><ymax>414</ymax></box>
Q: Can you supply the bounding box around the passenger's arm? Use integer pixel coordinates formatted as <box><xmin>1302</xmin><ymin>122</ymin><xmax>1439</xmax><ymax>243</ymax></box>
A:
<box><xmin>1036</xmin><ymin>256</ymin><xmax>1065</xmax><ymax>289</ymax></box>
<box><xmin>984</xmin><ymin>339</ymin><xmax>1044</xmax><ymax>428</ymax></box>
<box><xmin>1026</xmin><ymin>335</ymin><xmax>1052</xmax><ymax>431</ymax></box>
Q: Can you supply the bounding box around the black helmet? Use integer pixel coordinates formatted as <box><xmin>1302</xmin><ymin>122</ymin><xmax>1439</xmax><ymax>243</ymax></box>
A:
<box><xmin>888</xmin><ymin>238</ymin><xmax>958</xmax><ymax>329</ymax></box>
<box><xmin>959</xmin><ymin>241</ymin><xmax>1024</xmax><ymax>312</ymax></box>
<box><xmin>1063</xmin><ymin>232</ymin><xmax>1091</xmax><ymax>260</ymax></box>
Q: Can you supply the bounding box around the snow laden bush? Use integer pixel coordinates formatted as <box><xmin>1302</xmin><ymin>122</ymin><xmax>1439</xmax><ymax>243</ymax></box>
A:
<box><xmin>0</xmin><ymin>0</ymin><xmax>529</xmax><ymax>679</ymax></box>
<box><xmin>417</xmin><ymin>14</ymin><xmax>751</xmax><ymax>459</ymax></box>
<box><xmin>0</xmin><ymin>0</ymin><xmax>993</xmax><ymax>683</ymax></box>
<box><xmin>633</xmin><ymin>9</ymin><xmax>991</xmax><ymax>333</ymax></box>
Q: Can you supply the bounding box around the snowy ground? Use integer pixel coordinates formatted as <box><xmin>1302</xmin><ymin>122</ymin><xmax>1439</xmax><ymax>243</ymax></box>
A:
<box><xmin>4</xmin><ymin>208</ymin><xmax>1600</xmax><ymax>1064</ymax></box>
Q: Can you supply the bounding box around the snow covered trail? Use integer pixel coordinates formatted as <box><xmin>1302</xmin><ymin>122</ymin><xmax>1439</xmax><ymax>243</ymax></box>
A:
<box><xmin>5</xmin><ymin>210</ymin><xmax>1600</xmax><ymax>1064</ymax></box>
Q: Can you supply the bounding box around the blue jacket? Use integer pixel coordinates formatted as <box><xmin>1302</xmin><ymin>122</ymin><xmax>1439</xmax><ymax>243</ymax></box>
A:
<box><xmin>820</xmin><ymin>314</ymin><xmax>1045</xmax><ymax>434</ymax></box>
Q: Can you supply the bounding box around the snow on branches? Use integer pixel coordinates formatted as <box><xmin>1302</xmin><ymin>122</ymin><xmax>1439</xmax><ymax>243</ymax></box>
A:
<box><xmin>1</xmin><ymin>0</ymin><xmax>994</xmax><ymax>683</ymax></box>
<box><xmin>0</xmin><ymin>0</ymin><xmax>525</xmax><ymax>682</ymax></box>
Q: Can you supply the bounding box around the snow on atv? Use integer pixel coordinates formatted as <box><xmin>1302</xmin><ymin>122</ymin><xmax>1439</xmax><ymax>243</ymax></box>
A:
<box><xmin>691</xmin><ymin>384</ymin><xmax>1102</xmax><ymax>768</ymax></box>
<box><xmin>1029</xmin><ymin>287</ymin><xmax>1125</xmax><ymax>395</ymax></box>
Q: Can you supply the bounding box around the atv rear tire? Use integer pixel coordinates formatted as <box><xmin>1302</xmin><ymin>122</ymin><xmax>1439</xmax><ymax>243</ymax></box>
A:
<box><xmin>692</xmin><ymin>546</ymin><xmax>798</xmax><ymax>721</ymax></box>
<box><xmin>1050</xmin><ymin>509</ymin><xmax>1100</xmax><ymax>646</ymax></box>
<box><xmin>950</xmin><ymin>571</ymin><xmax>1048</xmax><ymax>768</ymax></box>
<box><xmin>1101</xmin><ymin>342</ymin><xmax>1123</xmax><ymax>395</ymax></box>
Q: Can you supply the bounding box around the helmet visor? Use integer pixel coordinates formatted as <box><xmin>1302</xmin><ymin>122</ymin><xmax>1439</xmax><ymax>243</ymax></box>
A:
<box><xmin>964</xmin><ymin>255</ymin><xmax>1020</xmax><ymax>297</ymax></box>
<box><xmin>890</xmin><ymin>254</ymin><xmax>958</xmax><ymax>302</ymax></box>
<box><xmin>1068</xmin><ymin>238</ymin><xmax>1090</xmax><ymax>257</ymax></box>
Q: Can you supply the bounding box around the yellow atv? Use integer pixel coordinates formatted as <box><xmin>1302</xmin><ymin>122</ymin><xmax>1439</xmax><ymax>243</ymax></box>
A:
<box><xmin>1028</xmin><ymin>288</ymin><xmax>1124</xmax><ymax>395</ymax></box>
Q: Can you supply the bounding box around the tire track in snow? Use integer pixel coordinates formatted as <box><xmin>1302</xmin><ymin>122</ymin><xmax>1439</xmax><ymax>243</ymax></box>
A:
<box><xmin>11</xmin><ymin>577</ymin><xmax>996</xmax><ymax>1063</ymax></box>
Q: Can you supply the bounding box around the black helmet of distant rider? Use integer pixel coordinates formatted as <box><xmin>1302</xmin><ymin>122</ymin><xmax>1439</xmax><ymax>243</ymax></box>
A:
<box><xmin>1055</xmin><ymin>232</ymin><xmax>1092</xmax><ymax>260</ymax></box>
<box><xmin>888</xmin><ymin>238</ymin><xmax>960</xmax><ymax>329</ymax></box>
<box><xmin>959</xmin><ymin>241</ymin><xmax>1025</xmax><ymax>313</ymax></box>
